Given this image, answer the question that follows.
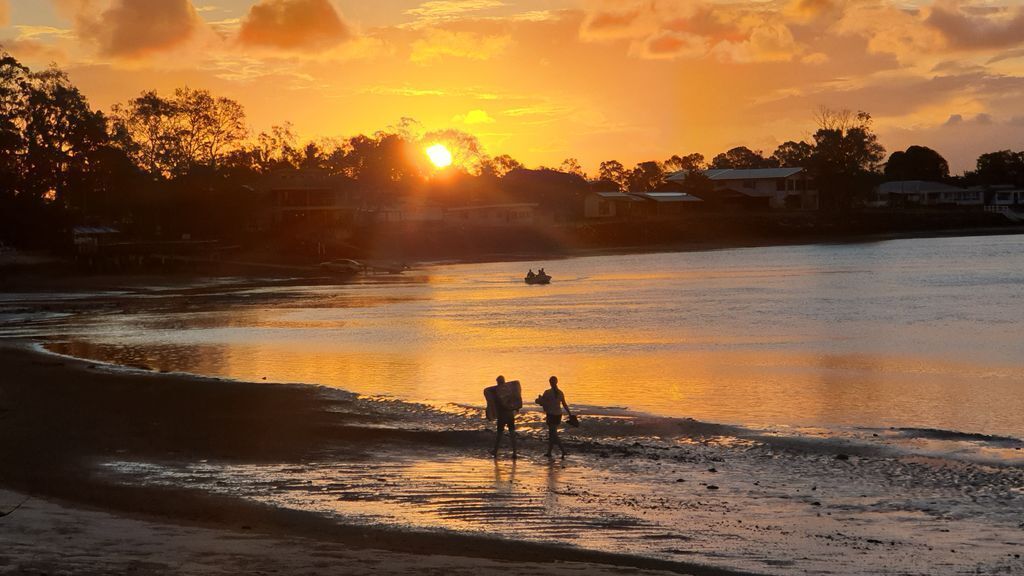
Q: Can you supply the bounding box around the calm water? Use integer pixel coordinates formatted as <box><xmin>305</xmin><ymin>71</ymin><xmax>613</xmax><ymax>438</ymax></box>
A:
<box><xmin>38</xmin><ymin>234</ymin><xmax>1024</xmax><ymax>438</ymax></box>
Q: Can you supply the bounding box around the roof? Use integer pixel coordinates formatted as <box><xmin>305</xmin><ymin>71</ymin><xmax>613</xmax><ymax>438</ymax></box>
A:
<box><xmin>632</xmin><ymin>192</ymin><xmax>703</xmax><ymax>203</ymax></box>
<box><xmin>594</xmin><ymin>191</ymin><xmax>644</xmax><ymax>201</ymax></box>
<box><xmin>877</xmin><ymin>180</ymin><xmax>964</xmax><ymax>194</ymax></box>
<box><xmin>72</xmin><ymin>226</ymin><xmax>119</xmax><ymax>235</ymax></box>
<box><xmin>703</xmin><ymin>167</ymin><xmax>805</xmax><ymax>180</ymax></box>
<box><xmin>253</xmin><ymin>168</ymin><xmax>353</xmax><ymax>192</ymax></box>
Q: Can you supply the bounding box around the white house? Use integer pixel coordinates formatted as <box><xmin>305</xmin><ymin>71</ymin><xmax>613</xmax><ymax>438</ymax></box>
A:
<box><xmin>666</xmin><ymin>167</ymin><xmax>818</xmax><ymax>209</ymax></box>
<box><xmin>875</xmin><ymin>181</ymin><xmax>983</xmax><ymax>207</ymax></box>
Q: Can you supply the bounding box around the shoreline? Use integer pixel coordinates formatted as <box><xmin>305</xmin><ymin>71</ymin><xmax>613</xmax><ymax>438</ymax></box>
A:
<box><xmin>3</xmin><ymin>225</ymin><xmax>1023</xmax><ymax>292</ymax></box>
<box><xmin>0</xmin><ymin>341</ymin><xmax>757</xmax><ymax>576</ymax></box>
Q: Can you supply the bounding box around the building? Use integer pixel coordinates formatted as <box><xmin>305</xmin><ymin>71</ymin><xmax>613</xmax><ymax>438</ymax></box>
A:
<box><xmin>251</xmin><ymin>168</ymin><xmax>362</xmax><ymax>230</ymax></box>
<box><xmin>988</xmin><ymin>185</ymin><xmax>1024</xmax><ymax>207</ymax></box>
<box><xmin>875</xmin><ymin>181</ymin><xmax>984</xmax><ymax>208</ymax></box>
<box><xmin>583</xmin><ymin>191</ymin><xmax>645</xmax><ymax>219</ymax></box>
<box><xmin>443</xmin><ymin>203</ymin><xmax>538</xmax><ymax>227</ymax></box>
<box><xmin>666</xmin><ymin>167</ymin><xmax>818</xmax><ymax>210</ymax></box>
<box><xmin>631</xmin><ymin>191</ymin><xmax>704</xmax><ymax>217</ymax></box>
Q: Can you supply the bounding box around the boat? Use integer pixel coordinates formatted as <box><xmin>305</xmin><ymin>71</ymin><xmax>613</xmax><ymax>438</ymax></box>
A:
<box><xmin>525</xmin><ymin>272</ymin><xmax>551</xmax><ymax>285</ymax></box>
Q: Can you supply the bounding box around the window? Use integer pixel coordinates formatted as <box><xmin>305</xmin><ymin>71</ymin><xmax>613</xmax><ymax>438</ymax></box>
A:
<box><xmin>743</xmin><ymin>180</ymin><xmax>756</xmax><ymax>189</ymax></box>
<box><xmin>776</xmin><ymin>179</ymin><xmax>786</xmax><ymax>191</ymax></box>
<box><xmin>598</xmin><ymin>200</ymin><xmax>610</xmax><ymax>215</ymax></box>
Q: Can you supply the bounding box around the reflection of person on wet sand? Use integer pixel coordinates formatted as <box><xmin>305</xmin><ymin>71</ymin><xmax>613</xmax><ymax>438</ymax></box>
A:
<box><xmin>485</xmin><ymin>375</ymin><xmax>522</xmax><ymax>459</ymax></box>
<box><xmin>536</xmin><ymin>375</ymin><xmax>573</xmax><ymax>458</ymax></box>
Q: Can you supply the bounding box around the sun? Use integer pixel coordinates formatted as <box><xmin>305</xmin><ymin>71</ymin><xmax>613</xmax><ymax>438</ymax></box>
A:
<box><xmin>426</xmin><ymin>143</ymin><xmax>453</xmax><ymax>168</ymax></box>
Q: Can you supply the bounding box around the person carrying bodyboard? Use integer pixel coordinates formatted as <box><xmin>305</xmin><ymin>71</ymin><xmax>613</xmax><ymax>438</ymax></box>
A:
<box><xmin>484</xmin><ymin>375</ymin><xmax>521</xmax><ymax>459</ymax></box>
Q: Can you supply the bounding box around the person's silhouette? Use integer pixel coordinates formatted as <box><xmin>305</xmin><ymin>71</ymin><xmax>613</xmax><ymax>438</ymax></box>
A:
<box><xmin>490</xmin><ymin>375</ymin><xmax>518</xmax><ymax>459</ymax></box>
<box><xmin>536</xmin><ymin>375</ymin><xmax>573</xmax><ymax>458</ymax></box>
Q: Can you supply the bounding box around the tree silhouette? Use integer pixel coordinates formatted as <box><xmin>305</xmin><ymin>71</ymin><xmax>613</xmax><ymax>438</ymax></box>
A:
<box><xmin>598</xmin><ymin>160</ymin><xmax>628</xmax><ymax>190</ymax></box>
<box><xmin>811</xmin><ymin>109</ymin><xmax>885</xmax><ymax>211</ymax></box>
<box><xmin>710</xmin><ymin>146</ymin><xmax>777</xmax><ymax>169</ymax></box>
<box><xmin>973</xmin><ymin>150</ymin><xmax>1024</xmax><ymax>187</ymax></box>
<box><xmin>663</xmin><ymin>153</ymin><xmax>705</xmax><ymax>174</ymax></box>
<box><xmin>772</xmin><ymin>141</ymin><xmax>814</xmax><ymax>168</ymax></box>
<box><xmin>628</xmin><ymin>161</ymin><xmax>665</xmax><ymax>191</ymax></box>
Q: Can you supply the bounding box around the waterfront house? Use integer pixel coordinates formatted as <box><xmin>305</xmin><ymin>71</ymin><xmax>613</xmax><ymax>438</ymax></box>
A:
<box><xmin>583</xmin><ymin>191</ymin><xmax>645</xmax><ymax>219</ymax></box>
<box><xmin>665</xmin><ymin>167</ymin><xmax>818</xmax><ymax>210</ymax></box>
<box><xmin>875</xmin><ymin>181</ymin><xmax>983</xmax><ymax>208</ymax></box>
<box><xmin>251</xmin><ymin>168</ymin><xmax>362</xmax><ymax>230</ymax></box>
<box><xmin>631</xmin><ymin>191</ymin><xmax>704</xmax><ymax>217</ymax></box>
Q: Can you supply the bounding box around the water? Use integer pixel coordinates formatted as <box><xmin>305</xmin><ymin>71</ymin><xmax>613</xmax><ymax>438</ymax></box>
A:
<box><xmin>6</xmin><ymin>234</ymin><xmax>1024</xmax><ymax>575</ymax></box>
<box><xmin>27</xmin><ymin>234</ymin><xmax>1024</xmax><ymax>439</ymax></box>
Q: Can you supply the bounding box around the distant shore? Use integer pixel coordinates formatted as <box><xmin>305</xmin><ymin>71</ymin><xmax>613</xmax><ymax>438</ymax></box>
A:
<box><xmin>3</xmin><ymin>224</ymin><xmax>1023</xmax><ymax>293</ymax></box>
<box><xmin>0</xmin><ymin>342</ymin><xmax>754</xmax><ymax>576</ymax></box>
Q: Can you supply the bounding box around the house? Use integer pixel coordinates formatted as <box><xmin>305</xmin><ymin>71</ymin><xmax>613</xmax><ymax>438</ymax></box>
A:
<box><xmin>72</xmin><ymin>226</ymin><xmax>120</xmax><ymax>255</ymax></box>
<box><xmin>631</xmin><ymin>192</ymin><xmax>704</xmax><ymax>217</ymax></box>
<box><xmin>988</xmin><ymin>185</ymin><xmax>1024</xmax><ymax>207</ymax></box>
<box><xmin>583</xmin><ymin>191</ymin><xmax>645</xmax><ymax>219</ymax></box>
<box><xmin>251</xmin><ymin>168</ymin><xmax>362</xmax><ymax>230</ymax></box>
<box><xmin>666</xmin><ymin>167</ymin><xmax>818</xmax><ymax>210</ymax></box>
<box><xmin>875</xmin><ymin>181</ymin><xmax>983</xmax><ymax>208</ymax></box>
<box><xmin>443</xmin><ymin>203</ymin><xmax>538</xmax><ymax>227</ymax></box>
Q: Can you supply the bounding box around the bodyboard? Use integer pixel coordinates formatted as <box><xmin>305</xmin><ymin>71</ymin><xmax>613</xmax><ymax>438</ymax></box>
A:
<box><xmin>484</xmin><ymin>385</ymin><xmax>499</xmax><ymax>420</ymax></box>
<box><xmin>495</xmin><ymin>380</ymin><xmax>523</xmax><ymax>411</ymax></box>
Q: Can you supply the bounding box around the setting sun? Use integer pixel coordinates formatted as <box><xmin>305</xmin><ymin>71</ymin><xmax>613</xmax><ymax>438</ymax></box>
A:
<box><xmin>425</xmin><ymin>143</ymin><xmax>453</xmax><ymax>169</ymax></box>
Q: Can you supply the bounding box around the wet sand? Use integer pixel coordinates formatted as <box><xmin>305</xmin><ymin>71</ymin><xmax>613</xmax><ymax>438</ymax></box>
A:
<box><xmin>0</xmin><ymin>343</ymin><xmax>748</xmax><ymax>576</ymax></box>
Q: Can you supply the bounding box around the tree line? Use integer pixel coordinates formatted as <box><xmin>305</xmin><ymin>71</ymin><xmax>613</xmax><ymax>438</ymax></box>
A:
<box><xmin>1</xmin><ymin>50</ymin><xmax>1022</xmax><ymax>250</ymax></box>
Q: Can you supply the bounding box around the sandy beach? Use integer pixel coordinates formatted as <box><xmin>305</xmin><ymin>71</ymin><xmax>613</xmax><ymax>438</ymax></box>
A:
<box><xmin>0</xmin><ymin>343</ymin><xmax>746</xmax><ymax>576</ymax></box>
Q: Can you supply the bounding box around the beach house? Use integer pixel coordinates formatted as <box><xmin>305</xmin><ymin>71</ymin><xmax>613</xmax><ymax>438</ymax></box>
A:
<box><xmin>665</xmin><ymin>167</ymin><xmax>818</xmax><ymax>210</ymax></box>
<box><xmin>875</xmin><ymin>180</ymin><xmax>984</xmax><ymax>208</ymax></box>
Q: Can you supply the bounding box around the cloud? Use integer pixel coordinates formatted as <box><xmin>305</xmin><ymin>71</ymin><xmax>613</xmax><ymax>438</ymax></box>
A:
<box><xmin>68</xmin><ymin>0</ymin><xmax>203</xmax><ymax>58</ymax></box>
<box><xmin>406</xmin><ymin>1</ymin><xmax>506</xmax><ymax>20</ymax></box>
<box><xmin>1</xmin><ymin>38</ymin><xmax>68</xmax><ymax>63</ymax></box>
<box><xmin>453</xmin><ymin>109</ymin><xmax>495</xmax><ymax>124</ymax></box>
<box><xmin>410</xmin><ymin>28</ymin><xmax>512</xmax><ymax>63</ymax></box>
<box><xmin>238</xmin><ymin>0</ymin><xmax>352</xmax><ymax>50</ymax></box>
<box><xmin>0</xmin><ymin>0</ymin><xmax>8</xmax><ymax>27</ymax></box>
<box><xmin>580</xmin><ymin>1</ymin><xmax>804</xmax><ymax>63</ymax></box>
<box><xmin>925</xmin><ymin>2</ymin><xmax>1024</xmax><ymax>50</ymax></box>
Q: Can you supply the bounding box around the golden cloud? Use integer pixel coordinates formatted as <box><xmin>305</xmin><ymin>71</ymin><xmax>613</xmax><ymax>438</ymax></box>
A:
<box><xmin>69</xmin><ymin>0</ymin><xmax>203</xmax><ymax>59</ymax></box>
<box><xmin>410</xmin><ymin>28</ymin><xmax>512</xmax><ymax>63</ymax></box>
<box><xmin>581</xmin><ymin>1</ymin><xmax>804</xmax><ymax>63</ymax></box>
<box><xmin>238</xmin><ymin>0</ymin><xmax>352</xmax><ymax>50</ymax></box>
<box><xmin>925</xmin><ymin>2</ymin><xmax>1024</xmax><ymax>50</ymax></box>
<box><xmin>406</xmin><ymin>1</ymin><xmax>507</xmax><ymax>20</ymax></box>
<box><xmin>453</xmin><ymin>109</ymin><xmax>496</xmax><ymax>124</ymax></box>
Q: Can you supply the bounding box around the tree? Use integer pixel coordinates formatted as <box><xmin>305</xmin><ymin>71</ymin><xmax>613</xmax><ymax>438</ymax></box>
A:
<box><xmin>884</xmin><ymin>145</ymin><xmax>949</xmax><ymax>181</ymax></box>
<box><xmin>479</xmin><ymin>154</ymin><xmax>523</xmax><ymax>178</ymax></box>
<box><xmin>810</xmin><ymin>109</ymin><xmax>885</xmax><ymax>210</ymax></box>
<box><xmin>973</xmin><ymin>150</ymin><xmax>1024</xmax><ymax>187</ymax></box>
<box><xmin>663</xmin><ymin>153</ymin><xmax>705</xmax><ymax>174</ymax></box>
<box><xmin>22</xmin><ymin>68</ymin><xmax>109</xmax><ymax>204</ymax></box>
<box><xmin>710</xmin><ymin>146</ymin><xmax>777</xmax><ymax>169</ymax></box>
<box><xmin>772</xmin><ymin>141</ymin><xmax>814</xmax><ymax>168</ymax></box>
<box><xmin>627</xmin><ymin>161</ymin><xmax>664</xmax><ymax>192</ymax></box>
<box><xmin>598</xmin><ymin>160</ymin><xmax>628</xmax><ymax>190</ymax></box>
<box><xmin>560</xmin><ymin>157</ymin><xmax>586</xmax><ymax>179</ymax></box>
<box><xmin>111</xmin><ymin>87</ymin><xmax>247</xmax><ymax>177</ymax></box>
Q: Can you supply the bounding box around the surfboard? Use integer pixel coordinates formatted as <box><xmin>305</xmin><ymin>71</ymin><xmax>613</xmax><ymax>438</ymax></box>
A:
<box><xmin>495</xmin><ymin>380</ymin><xmax>523</xmax><ymax>411</ymax></box>
<box><xmin>484</xmin><ymin>385</ymin><xmax>499</xmax><ymax>420</ymax></box>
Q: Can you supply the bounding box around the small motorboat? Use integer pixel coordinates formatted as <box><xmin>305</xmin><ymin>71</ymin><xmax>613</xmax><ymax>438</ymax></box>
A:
<box><xmin>525</xmin><ymin>272</ymin><xmax>551</xmax><ymax>284</ymax></box>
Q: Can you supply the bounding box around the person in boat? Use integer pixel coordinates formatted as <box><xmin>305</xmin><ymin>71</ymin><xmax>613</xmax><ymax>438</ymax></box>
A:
<box><xmin>538</xmin><ymin>267</ymin><xmax>546</xmax><ymax>277</ymax></box>
<box><xmin>535</xmin><ymin>375</ymin><xmax>573</xmax><ymax>458</ymax></box>
<box><xmin>527</xmin><ymin>269</ymin><xmax>535</xmax><ymax>279</ymax></box>
<box><xmin>488</xmin><ymin>375</ymin><xmax>521</xmax><ymax>459</ymax></box>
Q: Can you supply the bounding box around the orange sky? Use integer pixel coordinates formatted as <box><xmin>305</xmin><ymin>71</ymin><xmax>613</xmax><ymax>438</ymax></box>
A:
<box><xmin>3</xmin><ymin>0</ymin><xmax>1024</xmax><ymax>174</ymax></box>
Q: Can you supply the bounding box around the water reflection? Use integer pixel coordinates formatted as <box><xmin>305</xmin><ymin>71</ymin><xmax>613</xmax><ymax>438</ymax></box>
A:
<box><xmin>30</xmin><ymin>234</ymin><xmax>1024</xmax><ymax>437</ymax></box>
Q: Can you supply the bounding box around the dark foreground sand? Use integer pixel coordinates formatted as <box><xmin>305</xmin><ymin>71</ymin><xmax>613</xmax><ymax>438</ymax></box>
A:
<box><xmin>0</xmin><ymin>343</ymin><xmax>749</xmax><ymax>576</ymax></box>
